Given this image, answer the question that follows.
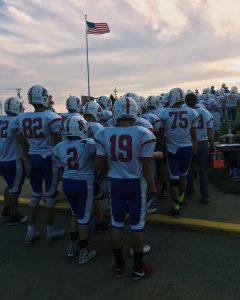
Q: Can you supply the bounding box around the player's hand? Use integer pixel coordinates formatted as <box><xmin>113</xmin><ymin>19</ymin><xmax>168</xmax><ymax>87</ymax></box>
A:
<box><xmin>153</xmin><ymin>151</ymin><xmax>163</xmax><ymax>159</ymax></box>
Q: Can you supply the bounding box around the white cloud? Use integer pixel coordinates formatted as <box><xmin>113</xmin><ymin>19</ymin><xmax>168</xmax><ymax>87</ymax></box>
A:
<box><xmin>1</xmin><ymin>0</ymin><xmax>240</xmax><ymax>112</ymax></box>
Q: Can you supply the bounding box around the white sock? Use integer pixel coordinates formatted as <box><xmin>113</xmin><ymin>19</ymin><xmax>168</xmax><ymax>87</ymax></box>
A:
<box><xmin>27</xmin><ymin>225</ymin><xmax>35</xmax><ymax>234</ymax></box>
<box><xmin>47</xmin><ymin>225</ymin><xmax>54</xmax><ymax>233</ymax></box>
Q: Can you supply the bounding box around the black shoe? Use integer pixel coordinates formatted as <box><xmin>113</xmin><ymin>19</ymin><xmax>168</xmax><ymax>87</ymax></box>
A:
<box><xmin>95</xmin><ymin>221</ymin><xmax>110</xmax><ymax>233</ymax></box>
<box><xmin>200</xmin><ymin>198</ymin><xmax>210</xmax><ymax>204</ymax></box>
<box><xmin>170</xmin><ymin>209</ymin><xmax>181</xmax><ymax>218</ymax></box>
<box><xmin>179</xmin><ymin>202</ymin><xmax>184</xmax><ymax>209</ymax></box>
<box><xmin>9</xmin><ymin>214</ymin><xmax>28</xmax><ymax>226</ymax></box>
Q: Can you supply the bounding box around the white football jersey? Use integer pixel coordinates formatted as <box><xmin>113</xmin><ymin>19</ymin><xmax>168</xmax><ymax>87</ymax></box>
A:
<box><xmin>159</xmin><ymin>107</ymin><xmax>199</xmax><ymax>153</ymax></box>
<box><xmin>142</xmin><ymin>112</ymin><xmax>161</xmax><ymax>132</ymax></box>
<box><xmin>107</xmin><ymin>118</ymin><xmax>114</xmax><ymax>127</ymax></box>
<box><xmin>212</xmin><ymin>111</ymin><xmax>221</xmax><ymax>131</ymax></box>
<box><xmin>0</xmin><ymin>115</ymin><xmax>22</xmax><ymax>161</ymax></box>
<box><xmin>52</xmin><ymin>138</ymin><xmax>95</xmax><ymax>180</ymax></box>
<box><xmin>195</xmin><ymin>107</ymin><xmax>213</xmax><ymax>141</ymax></box>
<box><xmin>226</xmin><ymin>94</ymin><xmax>239</xmax><ymax>108</ymax></box>
<box><xmin>135</xmin><ymin>117</ymin><xmax>153</xmax><ymax>131</ymax></box>
<box><xmin>95</xmin><ymin>126</ymin><xmax>156</xmax><ymax>179</ymax></box>
<box><xmin>88</xmin><ymin>121</ymin><xmax>104</xmax><ymax>138</ymax></box>
<box><xmin>60</xmin><ymin>112</ymin><xmax>84</xmax><ymax>140</ymax></box>
<box><xmin>17</xmin><ymin>110</ymin><xmax>63</xmax><ymax>157</ymax></box>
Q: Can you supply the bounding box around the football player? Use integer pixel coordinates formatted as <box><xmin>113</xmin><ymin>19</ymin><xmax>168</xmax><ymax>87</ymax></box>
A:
<box><xmin>17</xmin><ymin>85</ymin><xmax>65</xmax><ymax>244</ymax></box>
<box><xmin>97</xmin><ymin>95</ymin><xmax>112</xmax><ymax>111</ymax></box>
<box><xmin>0</xmin><ymin>97</ymin><xmax>27</xmax><ymax>225</ymax></box>
<box><xmin>52</xmin><ymin>116</ymin><xmax>96</xmax><ymax>264</ymax></box>
<box><xmin>159</xmin><ymin>88</ymin><xmax>199</xmax><ymax>218</ymax></box>
<box><xmin>60</xmin><ymin>96</ymin><xmax>84</xmax><ymax>140</ymax></box>
<box><xmin>95</xmin><ymin>96</ymin><xmax>156</xmax><ymax>280</ymax></box>
<box><xmin>83</xmin><ymin>101</ymin><xmax>110</xmax><ymax>233</ymax></box>
<box><xmin>185</xmin><ymin>93</ymin><xmax>215</xmax><ymax>204</ymax></box>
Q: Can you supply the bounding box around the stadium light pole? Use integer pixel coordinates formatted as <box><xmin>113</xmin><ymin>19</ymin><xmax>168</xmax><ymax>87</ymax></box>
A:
<box><xmin>85</xmin><ymin>15</ymin><xmax>91</xmax><ymax>99</ymax></box>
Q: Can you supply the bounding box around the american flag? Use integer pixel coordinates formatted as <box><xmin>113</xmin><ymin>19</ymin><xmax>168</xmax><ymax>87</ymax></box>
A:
<box><xmin>86</xmin><ymin>21</ymin><xmax>110</xmax><ymax>35</ymax></box>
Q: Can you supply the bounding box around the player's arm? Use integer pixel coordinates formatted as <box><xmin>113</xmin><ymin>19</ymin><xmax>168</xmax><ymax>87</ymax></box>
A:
<box><xmin>50</xmin><ymin>131</ymin><xmax>62</xmax><ymax>144</ymax></box>
<box><xmin>190</xmin><ymin>127</ymin><xmax>198</xmax><ymax>155</ymax></box>
<box><xmin>17</xmin><ymin>134</ymin><xmax>29</xmax><ymax>158</ymax></box>
<box><xmin>159</xmin><ymin>127</ymin><xmax>165</xmax><ymax>152</ymax></box>
<box><xmin>141</xmin><ymin>159</ymin><xmax>155</xmax><ymax>195</ymax></box>
<box><xmin>207</xmin><ymin>128</ymin><xmax>216</xmax><ymax>150</ymax></box>
<box><xmin>49</xmin><ymin>115</ymin><xmax>63</xmax><ymax>144</ymax></box>
<box><xmin>94</xmin><ymin>131</ymin><xmax>108</xmax><ymax>173</ymax></box>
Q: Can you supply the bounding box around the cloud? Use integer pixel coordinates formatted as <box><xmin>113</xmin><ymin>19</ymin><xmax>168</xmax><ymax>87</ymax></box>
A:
<box><xmin>1</xmin><ymin>0</ymin><xmax>240</xmax><ymax>112</ymax></box>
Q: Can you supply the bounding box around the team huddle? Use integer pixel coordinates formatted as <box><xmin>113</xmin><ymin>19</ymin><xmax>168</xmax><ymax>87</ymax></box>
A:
<box><xmin>0</xmin><ymin>84</ymin><xmax>237</xmax><ymax>280</ymax></box>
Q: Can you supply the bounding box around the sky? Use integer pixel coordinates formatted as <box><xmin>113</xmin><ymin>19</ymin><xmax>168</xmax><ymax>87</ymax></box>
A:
<box><xmin>1</xmin><ymin>0</ymin><xmax>240</xmax><ymax>111</ymax></box>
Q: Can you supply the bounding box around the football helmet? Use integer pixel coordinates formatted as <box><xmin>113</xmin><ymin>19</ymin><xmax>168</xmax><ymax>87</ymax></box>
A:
<box><xmin>230</xmin><ymin>86</ymin><xmax>238</xmax><ymax>94</ymax></box>
<box><xmin>4</xmin><ymin>97</ymin><xmax>24</xmax><ymax>115</ymax></box>
<box><xmin>28</xmin><ymin>84</ymin><xmax>49</xmax><ymax>107</ymax></box>
<box><xmin>123</xmin><ymin>93</ymin><xmax>141</xmax><ymax>106</ymax></box>
<box><xmin>82</xmin><ymin>101</ymin><xmax>102</xmax><ymax>121</ymax></box>
<box><xmin>64</xmin><ymin>115</ymin><xmax>88</xmax><ymax>139</ymax></box>
<box><xmin>97</xmin><ymin>95</ymin><xmax>112</xmax><ymax>110</ymax></box>
<box><xmin>113</xmin><ymin>96</ymin><xmax>138</xmax><ymax>122</ymax></box>
<box><xmin>146</xmin><ymin>95</ymin><xmax>158</xmax><ymax>109</ymax></box>
<box><xmin>168</xmin><ymin>88</ymin><xmax>185</xmax><ymax>107</ymax></box>
<box><xmin>101</xmin><ymin>109</ymin><xmax>113</xmax><ymax>122</ymax></box>
<box><xmin>66</xmin><ymin>96</ymin><xmax>82</xmax><ymax>113</ymax></box>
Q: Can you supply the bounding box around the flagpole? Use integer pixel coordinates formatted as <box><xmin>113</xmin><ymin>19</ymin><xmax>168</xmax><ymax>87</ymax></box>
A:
<box><xmin>85</xmin><ymin>15</ymin><xmax>91</xmax><ymax>99</ymax></box>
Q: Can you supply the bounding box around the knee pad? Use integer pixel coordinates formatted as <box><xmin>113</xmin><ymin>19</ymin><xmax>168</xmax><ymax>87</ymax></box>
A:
<box><xmin>170</xmin><ymin>179</ymin><xmax>179</xmax><ymax>187</ymax></box>
<box><xmin>45</xmin><ymin>197</ymin><xmax>56</xmax><ymax>208</ymax></box>
<box><xmin>29</xmin><ymin>197</ymin><xmax>40</xmax><ymax>207</ymax></box>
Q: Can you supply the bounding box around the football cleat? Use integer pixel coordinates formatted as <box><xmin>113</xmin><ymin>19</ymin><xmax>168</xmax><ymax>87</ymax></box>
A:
<box><xmin>131</xmin><ymin>262</ymin><xmax>156</xmax><ymax>281</ymax></box>
<box><xmin>78</xmin><ymin>247</ymin><xmax>96</xmax><ymax>264</ymax></box>
<box><xmin>66</xmin><ymin>240</ymin><xmax>80</xmax><ymax>258</ymax></box>
<box><xmin>46</xmin><ymin>228</ymin><xmax>66</xmax><ymax>242</ymax></box>
<box><xmin>25</xmin><ymin>230</ymin><xmax>41</xmax><ymax>245</ymax></box>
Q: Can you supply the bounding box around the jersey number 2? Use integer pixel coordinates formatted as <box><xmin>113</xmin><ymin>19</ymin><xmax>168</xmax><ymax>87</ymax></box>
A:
<box><xmin>0</xmin><ymin>120</ymin><xmax>9</xmax><ymax>138</ymax></box>
<box><xmin>67</xmin><ymin>147</ymin><xmax>79</xmax><ymax>170</ymax></box>
<box><xmin>110</xmin><ymin>134</ymin><xmax>132</xmax><ymax>162</ymax></box>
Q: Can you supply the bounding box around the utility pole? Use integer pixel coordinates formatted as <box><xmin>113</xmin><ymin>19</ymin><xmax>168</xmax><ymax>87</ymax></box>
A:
<box><xmin>113</xmin><ymin>87</ymin><xmax>118</xmax><ymax>99</ymax></box>
<box><xmin>16</xmin><ymin>88</ymin><xmax>24</xmax><ymax>105</ymax></box>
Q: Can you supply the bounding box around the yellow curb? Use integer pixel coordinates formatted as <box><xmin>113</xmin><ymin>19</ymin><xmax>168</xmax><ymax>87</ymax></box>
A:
<box><xmin>1</xmin><ymin>196</ymin><xmax>240</xmax><ymax>235</ymax></box>
<box><xmin>0</xmin><ymin>195</ymin><xmax>70</xmax><ymax>211</ymax></box>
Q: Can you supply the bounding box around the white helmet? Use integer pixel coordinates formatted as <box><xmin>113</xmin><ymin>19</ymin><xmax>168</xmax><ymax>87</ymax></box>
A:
<box><xmin>101</xmin><ymin>109</ymin><xmax>113</xmax><ymax>122</ymax></box>
<box><xmin>66</xmin><ymin>96</ymin><xmax>82</xmax><ymax>113</ymax></box>
<box><xmin>113</xmin><ymin>96</ymin><xmax>138</xmax><ymax>122</ymax></box>
<box><xmin>97</xmin><ymin>95</ymin><xmax>112</xmax><ymax>110</ymax></box>
<box><xmin>28</xmin><ymin>84</ymin><xmax>49</xmax><ymax>107</ymax></box>
<box><xmin>139</xmin><ymin>96</ymin><xmax>146</xmax><ymax>108</ymax></box>
<box><xmin>146</xmin><ymin>95</ymin><xmax>158</xmax><ymax>109</ymax></box>
<box><xmin>162</xmin><ymin>92</ymin><xmax>170</xmax><ymax>107</ymax></box>
<box><xmin>64</xmin><ymin>115</ymin><xmax>88</xmax><ymax>139</ymax></box>
<box><xmin>83</xmin><ymin>101</ymin><xmax>102</xmax><ymax>121</ymax></box>
<box><xmin>168</xmin><ymin>88</ymin><xmax>185</xmax><ymax>107</ymax></box>
<box><xmin>230</xmin><ymin>86</ymin><xmax>238</xmax><ymax>94</ymax></box>
<box><xmin>4</xmin><ymin>97</ymin><xmax>24</xmax><ymax>115</ymax></box>
<box><xmin>123</xmin><ymin>93</ymin><xmax>142</xmax><ymax>114</ymax></box>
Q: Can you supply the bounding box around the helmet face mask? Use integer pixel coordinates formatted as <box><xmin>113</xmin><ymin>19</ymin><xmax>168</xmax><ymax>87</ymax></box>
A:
<box><xmin>64</xmin><ymin>116</ymin><xmax>88</xmax><ymax>139</ymax></box>
<box><xmin>28</xmin><ymin>85</ymin><xmax>49</xmax><ymax>107</ymax></box>
<box><xmin>66</xmin><ymin>96</ymin><xmax>82</xmax><ymax>113</ymax></box>
<box><xmin>113</xmin><ymin>96</ymin><xmax>138</xmax><ymax>122</ymax></box>
<box><xmin>4</xmin><ymin>97</ymin><xmax>24</xmax><ymax>116</ymax></box>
